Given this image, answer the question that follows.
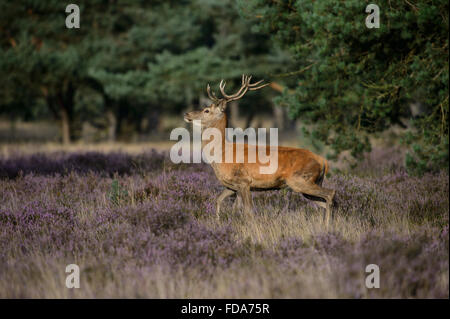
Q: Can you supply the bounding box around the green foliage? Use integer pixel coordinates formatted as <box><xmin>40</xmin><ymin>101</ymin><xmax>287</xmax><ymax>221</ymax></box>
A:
<box><xmin>1</xmin><ymin>0</ymin><xmax>447</xmax><ymax>174</ymax></box>
<box><xmin>0</xmin><ymin>0</ymin><xmax>287</xmax><ymax>140</ymax></box>
<box><xmin>239</xmin><ymin>0</ymin><xmax>448</xmax><ymax>172</ymax></box>
<box><xmin>108</xmin><ymin>179</ymin><xmax>129</xmax><ymax>206</ymax></box>
<box><xmin>404</xmin><ymin>127</ymin><xmax>449</xmax><ymax>175</ymax></box>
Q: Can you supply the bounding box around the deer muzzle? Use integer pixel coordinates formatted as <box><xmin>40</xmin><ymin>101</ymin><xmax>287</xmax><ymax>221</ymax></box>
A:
<box><xmin>184</xmin><ymin>112</ymin><xmax>193</xmax><ymax>123</ymax></box>
<box><xmin>184</xmin><ymin>111</ymin><xmax>202</xmax><ymax>123</ymax></box>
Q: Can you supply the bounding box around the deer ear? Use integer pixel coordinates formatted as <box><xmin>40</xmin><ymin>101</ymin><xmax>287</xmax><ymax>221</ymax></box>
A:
<box><xmin>218</xmin><ymin>101</ymin><xmax>227</xmax><ymax>112</ymax></box>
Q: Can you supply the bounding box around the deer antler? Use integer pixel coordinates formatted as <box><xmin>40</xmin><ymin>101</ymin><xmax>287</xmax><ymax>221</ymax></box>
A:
<box><xmin>206</xmin><ymin>74</ymin><xmax>269</xmax><ymax>103</ymax></box>
<box><xmin>219</xmin><ymin>74</ymin><xmax>269</xmax><ymax>102</ymax></box>
<box><xmin>206</xmin><ymin>83</ymin><xmax>220</xmax><ymax>102</ymax></box>
<box><xmin>219</xmin><ymin>74</ymin><xmax>248</xmax><ymax>100</ymax></box>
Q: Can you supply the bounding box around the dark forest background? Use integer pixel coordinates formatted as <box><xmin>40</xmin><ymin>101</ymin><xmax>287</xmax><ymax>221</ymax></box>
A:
<box><xmin>0</xmin><ymin>0</ymin><xmax>448</xmax><ymax>174</ymax></box>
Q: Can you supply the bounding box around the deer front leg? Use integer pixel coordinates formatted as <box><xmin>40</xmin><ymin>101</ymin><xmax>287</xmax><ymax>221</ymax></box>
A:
<box><xmin>216</xmin><ymin>188</ymin><xmax>235</xmax><ymax>218</ymax></box>
<box><xmin>232</xmin><ymin>193</ymin><xmax>243</xmax><ymax>213</ymax></box>
<box><xmin>238</xmin><ymin>185</ymin><xmax>254</xmax><ymax>215</ymax></box>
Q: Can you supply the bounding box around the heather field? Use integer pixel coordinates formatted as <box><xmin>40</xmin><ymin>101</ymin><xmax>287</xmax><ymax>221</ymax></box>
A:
<box><xmin>0</xmin><ymin>147</ymin><xmax>448</xmax><ymax>298</ymax></box>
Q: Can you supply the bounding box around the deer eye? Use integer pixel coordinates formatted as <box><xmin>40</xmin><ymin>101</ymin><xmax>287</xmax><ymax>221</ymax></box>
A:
<box><xmin>204</xmin><ymin>109</ymin><xmax>210</xmax><ymax>113</ymax></box>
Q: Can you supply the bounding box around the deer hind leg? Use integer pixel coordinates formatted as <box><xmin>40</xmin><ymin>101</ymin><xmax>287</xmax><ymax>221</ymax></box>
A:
<box><xmin>287</xmin><ymin>178</ymin><xmax>335</xmax><ymax>227</ymax></box>
<box><xmin>216</xmin><ymin>189</ymin><xmax>236</xmax><ymax>218</ymax></box>
<box><xmin>303</xmin><ymin>193</ymin><xmax>327</xmax><ymax>210</ymax></box>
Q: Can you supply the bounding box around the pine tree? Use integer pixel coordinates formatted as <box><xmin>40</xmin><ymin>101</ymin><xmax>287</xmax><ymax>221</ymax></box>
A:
<box><xmin>0</xmin><ymin>0</ymin><xmax>289</xmax><ymax>143</ymax></box>
<box><xmin>238</xmin><ymin>0</ymin><xmax>448</xmax><ymax>173</ymax></box>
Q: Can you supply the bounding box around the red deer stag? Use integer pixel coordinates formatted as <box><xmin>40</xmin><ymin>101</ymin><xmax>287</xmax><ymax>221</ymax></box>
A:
<box><xmin>184</xmin><ymin>75</ymin><xmax>335</xmax><ymax>225</ymax></box>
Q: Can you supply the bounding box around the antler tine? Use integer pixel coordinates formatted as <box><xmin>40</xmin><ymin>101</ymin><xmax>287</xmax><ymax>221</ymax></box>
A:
<box><xmin>247</xmin><ymin>77</ymin><xmax>270</xmax><ymax>91</ymax></box>
<box><xmin>229</xmin><ymin>76</ymin><xmax>269</xmax><ymax>98</ymax></box>
<box><xmin>248</xmin><ymin>79</ymin><xmax>264</xmax><ymax>87</ymax></box>
<box><xmin>219</xmin><ymin>79</ymin><xmax>230</xmax><ymax>98</ymax></box>
<box><xmin>206</xmin><ymin>83</ymin><xmax>219</xmax><ymax>102</ymax></box>
<box><xmin>229</xmin><ymin>86</ymin><xmax>250</xmax><ymax>101</ymax></box>
<box><xmin>214</xmin><ymin>74</ymin><xmax>269</xmax><ymax>102</ymax></box>
<box><xmin>249</xmin><ymin>82</ymin><xmax>270</xmax><ymax>91</ymax></box>
<box><xmin>219</xmin><ymin>76</ymin><xmax>248</xmax><ymax>100</ymax></box>
<box><xmin>219</xmin><ymin>79</ymin><xmax>226</xmax><ymax>91</ymax></box>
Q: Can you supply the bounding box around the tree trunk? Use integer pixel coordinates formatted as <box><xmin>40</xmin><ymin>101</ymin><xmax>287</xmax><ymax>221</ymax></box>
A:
<box><xmin>145</xmin><ymin>109</ymin><xmax>160</xmax><ymax>133</ymax></box>
<box><xmin>273</xmin><ymin>104</ymin><xmax>285</xmax><ymax>131</ymax></box>
<box><xmin>60</xmin><ymin>107</ymin><xmax>71</xmax><ymax>145</ymax></box>
<box><xmin>57</xmin><ymin>81</ymin><xmax>76</xmax><ymax>144</ymax></box>
<box><xmin>229</xmin><ymin>101</ymin><xmax>239</xmax><ymax>127</ymax></box>
<box><xmin>245</xmin><ymin>112</ymin><xmax>255</xmax><ymax>128</ymax></box>
<box><xmin>106</xmin><ymin>109</ymin><xmax>117</xmax><ymax>142</ymax></box>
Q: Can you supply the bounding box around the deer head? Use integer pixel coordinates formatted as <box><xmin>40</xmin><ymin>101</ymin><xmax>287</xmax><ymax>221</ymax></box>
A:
<box><xmin>184</xmin><ymin>74</ymin><xmax>269</xmax><ymax>128</ymax></box>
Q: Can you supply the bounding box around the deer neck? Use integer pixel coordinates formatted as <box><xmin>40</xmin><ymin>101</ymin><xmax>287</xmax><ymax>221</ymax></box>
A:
<box><xmin>201</xmin><ymin>114</ymin><xmax>228</xmax><ymax>163</ymax></box>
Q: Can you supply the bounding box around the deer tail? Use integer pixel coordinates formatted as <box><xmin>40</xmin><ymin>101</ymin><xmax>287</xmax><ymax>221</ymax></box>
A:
<box><xmin>324</xmin><ymin>159</ymin><xmax>329</xmax><ymax>176</ymax></box>
<box><xmin>321</xmin><ymin>158</ymin><xmax>329</xmax><ymax>182</ymax></box>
